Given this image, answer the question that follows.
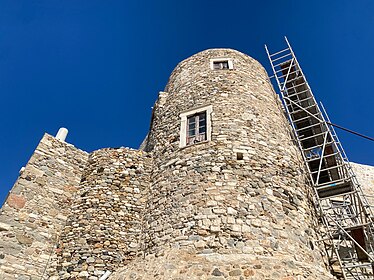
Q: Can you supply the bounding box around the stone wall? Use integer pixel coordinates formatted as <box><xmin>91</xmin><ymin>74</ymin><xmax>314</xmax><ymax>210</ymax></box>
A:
<box><xmin>56</xmin><ymin>148</ymin><xmax>151</xmax><ymax>279</ymax></box>
<box><xmin>131</xmin><ymin>49</ymin><xmax>333</xmax><ymax>279</ymax></box>
<box><xmin>351</xmin><ymin>162</ymin><xmax>374</xmax><ymax>207</ymax></box>
<box><xmin>0</xmin><ymin>134</ymin><xmax>88</xmax><ymax>279</ymax></box>
<box><xmin>1</xmin><ymin>48</ymin><xmax>360</xmax><ymax>280</ymax></box>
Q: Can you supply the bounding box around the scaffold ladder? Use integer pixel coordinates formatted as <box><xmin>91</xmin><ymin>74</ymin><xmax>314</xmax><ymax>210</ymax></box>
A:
<box><xmin>265</xmin><ymin>37</ymin><xmax>374</xmax><ymax>279</ymax></box>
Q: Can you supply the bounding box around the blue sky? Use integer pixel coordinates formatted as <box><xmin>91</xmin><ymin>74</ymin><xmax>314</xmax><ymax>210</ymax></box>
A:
<box><xmin>1</xmin><ymin>0</ymin><xmax>373</xmax><ymax>205</ymax></box>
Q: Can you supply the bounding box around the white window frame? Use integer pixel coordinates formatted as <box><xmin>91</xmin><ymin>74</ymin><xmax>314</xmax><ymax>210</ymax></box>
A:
<box><xmin>179</xmin><ymin>105</ymin><xmax>213</xmax><ymax>148</ymax></box>
<box><xmin>210</xmin><ymin>58</ymin><xmax>234</xmax><ymax>70</ymax></box>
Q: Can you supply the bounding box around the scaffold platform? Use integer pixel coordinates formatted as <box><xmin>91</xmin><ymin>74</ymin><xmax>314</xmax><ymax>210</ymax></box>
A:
<box><xmin>265</xmin><ymin>37</ymin><xmax>374</xmax><ymax>279</ymax></box>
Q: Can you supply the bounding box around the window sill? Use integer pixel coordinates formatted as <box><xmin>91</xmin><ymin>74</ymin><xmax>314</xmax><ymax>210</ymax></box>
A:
<box><xmin>179</xmin><ymin>140</ymin><xmax>210</xmax><ymax>150</ymax></box>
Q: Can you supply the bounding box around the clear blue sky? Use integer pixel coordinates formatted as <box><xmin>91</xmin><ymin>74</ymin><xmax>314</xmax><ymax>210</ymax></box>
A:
<box><xmin>1</xmin><ymin>0</ymin><xmax>373</xmax><ymax>205</ymax></box>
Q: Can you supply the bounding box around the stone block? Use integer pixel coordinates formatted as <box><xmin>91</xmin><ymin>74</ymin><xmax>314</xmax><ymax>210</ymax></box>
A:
<box><xmin>7</xmin><ymin>194</ymin><xmax>26</xmax><ymax>209</ymax></box>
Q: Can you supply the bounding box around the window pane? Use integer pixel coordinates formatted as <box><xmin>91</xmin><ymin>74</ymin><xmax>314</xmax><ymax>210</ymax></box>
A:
<box><xmin>188</xmin><ymin>117</ymin><xmax>196</xmax><ymax>124</ymax></box>
<box><xmin>213</xmin><ymin>60</ymin><xmax>229</xmax><ymax>70</ymax></box>
<box><xmin>188</xmin><ymin>128</ymin><xmax>195</xmax><ymax>136</ymax></box>
<box><xmin>198</xmin><ymin>112</ymin><xmax>206</xmax><ymax>119</ymax></box>
<box><xmin>197</xmin><ymin>111</ymin><xmax>206</xmax><ymax>135</ymax></box>
<box><xmin>187</xmin><ymin>116</ymin><xmax>196</xmax><ymax>135</ymax></box>
<box><xmin>185</xmin><ymin>109</ymin><xmax>208</xmax><ymax>146</ymax></box>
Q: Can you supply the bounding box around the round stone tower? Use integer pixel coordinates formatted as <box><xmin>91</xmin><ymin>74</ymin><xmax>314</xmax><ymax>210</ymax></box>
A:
<box><xmin>113</xmin><ymin>49</ymin><xmax>334</xmax><ymax>279</ymax></box>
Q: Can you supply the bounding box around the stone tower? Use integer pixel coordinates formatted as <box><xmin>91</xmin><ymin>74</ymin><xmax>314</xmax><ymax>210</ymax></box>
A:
<box><xmin>0</xmin><ymin>49</ymin><xmax>338</xmax><ymax>279</ymax></box>
<box><xmin>114</xmin><ymin>49</ymin><xmax>334</xmax><ymax>279</ymax></box>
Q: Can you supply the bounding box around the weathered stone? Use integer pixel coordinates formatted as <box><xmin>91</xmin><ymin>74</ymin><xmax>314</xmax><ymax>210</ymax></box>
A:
<box><xmin>16</xmin><ymin>234</ymin><xmax>33</xmax><ymax>245</ymax></box>
<box><xmin>0</xmin><ymin>222</ymin><xmax>11</xmax><ymax>231</ymax></box>
<box><xmin>244</xmin><ymin>269</ymin><xmax>255</xmax><ymax>276</ymax></box>
<box><xmin>229</xmin><ymin>269</ymin><xmax>241</xmax><ymax>276</ymax></box>
<box><xmin>78</xmin><ymin>271</ymin><xmax>89</xmax><ymax>277</ymax></box>
<box><xmin>227</xmin><ymin>207</ymin><xmax>237</xmax><ymax>215</ymax></box>
<box><xmin>0</xmin><ymin>134</ymin><xmax>88</xmax><ymax>278</ymax></box>
<box><xmin>86</xmin><ymin>257</ymin><xmax>95</xmax><ymax>263</ymax></box>
<box><xmin>194</xmin><ymin>240</ymin><xmax>206</xmax><ymax>249</ymax></box>
<box><xmin>211</xmin><ymin>268</ymin><xmax>223</xmax><ymax>276</ymax></box>
<box><xmin>352</xmin><ymin>163</ymin><xmax>374</xmax><ymax>207</ymax></box>
<box><xmin>17</xmin><ymin>275</ymin><xmax>30</xmax><ymax>280</ymax></box>
<box><xmin>7</xmin><ymin>194</ymin><xmax>26</xmax><ymax>209</ymax></box>
<box><xmin>1</xmin><ymin>48</ymin><xmax>358</xmax><ymax>280</ymax></box>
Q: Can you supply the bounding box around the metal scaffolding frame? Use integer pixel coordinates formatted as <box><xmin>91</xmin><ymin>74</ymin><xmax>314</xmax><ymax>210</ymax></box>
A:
<box><xmin>265</xmin><ymin>37</ymin><xmax>374</xmax><ymax>279</ymax></box>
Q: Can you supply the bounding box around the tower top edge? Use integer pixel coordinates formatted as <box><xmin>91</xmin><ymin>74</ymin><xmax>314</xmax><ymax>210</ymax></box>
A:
<box><xmin>182</xmin><ymin>48</ymin><xmax>259</xmax><ymax>61</ymax></box>
<box><xmin>169</xmin><ymin>48</ymin><xmax>266</xmax><ymax>74</ymax></box>
<box><xmin>164</xmin><ymin>48</ymin><xmax>268</xmax><ymax>92</ymax></box>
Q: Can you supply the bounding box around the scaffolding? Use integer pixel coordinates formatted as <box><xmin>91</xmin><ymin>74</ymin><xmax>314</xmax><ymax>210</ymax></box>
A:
<box><xmin>265</xmin><ymin>37</ymin><xmax>374</xmax><ymax>279</ymax></box>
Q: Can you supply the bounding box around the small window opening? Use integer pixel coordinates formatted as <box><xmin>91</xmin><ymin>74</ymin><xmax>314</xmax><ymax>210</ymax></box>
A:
<box><xmin>186</xmin><ymin>112</ymin><xmax>207</xmax><ymax>145</ymax></box>
<box><xmin>179</xmin><ymin>105</ymin><xmax>212</xmax><ymax>148</ymax></box>
<box><xmin>237</xmin><ymin>152</ymin><xmax>244</xmax><ymax>160</ymax></box>
<box><xmin>97</xmin><ymin>167</ymin><xmax>104</xmax><ymax>173</ymax></box>
<box><xmin>213</xmin><ymin>60</ymin><xmax>229</xmax><ymax>70</ymax></box>
<box><xmin>210</xmin><ymin>58</ymin><xmax>233</xmax><ymax>70</ymax></box>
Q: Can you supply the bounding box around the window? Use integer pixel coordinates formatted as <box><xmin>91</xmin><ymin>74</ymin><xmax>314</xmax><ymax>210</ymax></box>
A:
<box><xmin>213</xmin><ymin>60</ymin><xmax>229</xmax><ymax>70</ymax></box>
<box><xmin>180</xmin><ymin>105</ymin><xmax>212</xmax><ymax>148</ymax></box>
<box><xmin>187</xmin><ymin>112</ymin><xmax>206</xmax><ymax>145</ymax></box>
<box><xmin>210</xmin><ymin>58</ymin><xmax>233</xmax><ymax>70</ymax></box>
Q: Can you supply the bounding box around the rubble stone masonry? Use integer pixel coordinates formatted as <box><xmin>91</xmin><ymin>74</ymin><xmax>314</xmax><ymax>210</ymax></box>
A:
<box><xmin>1</xmin><ymin>49</ymin><xmax>373</xmax><ymax>279</ymax></box>
<box><xmin>56</xmin><ymin>148</ymin><xmax>151</xmax><ymax>279</ymax></box>
<box><xmin>119</xmin><ymin>49</ymin><xmax>333</xmax><ymax>279</ymax></box>
<box><xmin>0</xmin><ymin>134</ymin><xmax>88</xmax><ymax>279</ymax></box>
<box><xmin>351</xmin><ymin>162</ymin><xmax>374</xmax><ymax>207</ymax></box>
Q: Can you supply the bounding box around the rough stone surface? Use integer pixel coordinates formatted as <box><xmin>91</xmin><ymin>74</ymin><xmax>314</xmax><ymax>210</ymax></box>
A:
<box><xmin>110</xmin><ymin>248</ymin><xmax>334</xmax><ymax>280</ymax></box>
<box><xmin>0</xmin><ymin>134</ymin><xmax>88</xmax><ymax>279</ymax></box>
<box><xmin>351</xmin><ymin>162</ymin><xmax>374</xmax><ymax>207</ymax></box>
<box><xmin>138</xmin><ymin>49</ymin><xmax>333</xmax><ymax>278</ymax></box>
<box><xmin>3</xmin><ymin>49</ymin><xmax>374</xmax><ymax>279</ymax></box>
<box><xmin>56</xmin><ymin>148</ymin><xmax>151</xmax><ymax>278</ymax></box>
